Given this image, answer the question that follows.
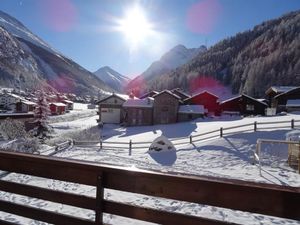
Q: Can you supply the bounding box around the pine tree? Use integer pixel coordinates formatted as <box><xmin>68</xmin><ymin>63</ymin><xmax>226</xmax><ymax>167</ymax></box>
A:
<box><xmin>31</xmin><ymin>90</ymin><xmax>52</xmax><ymax>140</ymax></box>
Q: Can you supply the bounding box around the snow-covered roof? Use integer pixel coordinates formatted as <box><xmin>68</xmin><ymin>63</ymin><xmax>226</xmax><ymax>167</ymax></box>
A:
<box><xmin>172</xmin><ymin>88</ymin><xmax>190</xmax><ymax>98</ymax></box>
<box><xmin>220</xmin><ymin>95</ymin><xmax>240</xmax><ymax>104</ymax></box>
<box><xmin>257</xmin><ymin>99</ymin><xmax>267</xmax><ymax>102</ymax></box>
<box><xmin>115</xmin><ymin>93</ymin><xmax>138</xmax><ymax>101</ymax></box>
<box><xmin>178</xmin><ymin>105</ymin><xmax>205</xmax><ymax>114</ymax></box>
<box><xmin>286</xmin><ymin>99</ymin><xmax>300</xmax><ymax>107</ymax></box>
<box><xmin>123</xmin><ymin>97</ymin><xmax>154</xmax><ymax>108</ymax></box>
<box><xmin>189</xmin><ymin>90</ymin><xmax>219</xmax><ymax>100</ymax></box>
<box><xmin>62</xmin><ymin>100</ymin><xmax>73</xmax><ymax>104</ymax></box>
<box><xmin>269</xmin><ymin>86</ymin><xmax>298</xmax><ymax>94</ymax></box>
<box><xmin>152</xmin><ymin>90</ymin><xmax>181</xmax><ymax>99</ymax></box>
<box><xmin>220</xmin><ymin>94</ymin><xmax>268</xmax><ymax>106</ymax></box>
<box><xmin>97</xmin><ymin>93</ymin><xmax>138</xmax><ymax>104</ymax></box>
<box><xmin>6</xmin><ymin>93</ymin><xmax>23</xmax><ymax>100</ymax></box>
<box><xmin>50</xmin><ymin>102</ymin><xmax>66</xmax><ymax>107</ymax></box>
<box><xmin>274</xmin><ymin>87</ymin><xmax>300</xmax><ymax>99</ymax></box>
<box><xmin>139</xmin><ymin>91</ymin><xmax>159</xmax><ymax>99</ymax></box>
<box><xmin>21</xmin><ymin>100</ymin><xmax>36</xmax><ymax>105</ymax></box>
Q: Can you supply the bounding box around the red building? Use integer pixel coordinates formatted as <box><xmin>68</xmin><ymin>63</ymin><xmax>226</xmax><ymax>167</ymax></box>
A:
<box><xmin>184</xmin><ymin>91</ymin><xmax>220</xmax><ymax>116</ymax></box>
<box><xmin>49</xmin><ymin>103</ymin><xmax>67</xmax><ymax>115</ymax></box>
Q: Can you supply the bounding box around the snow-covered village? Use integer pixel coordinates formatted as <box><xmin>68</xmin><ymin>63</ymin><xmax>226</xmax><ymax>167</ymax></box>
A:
<box><xmin>0</xmin><ymin>1</ymin><xmax>300</xmax><ymax>225</ymax></box>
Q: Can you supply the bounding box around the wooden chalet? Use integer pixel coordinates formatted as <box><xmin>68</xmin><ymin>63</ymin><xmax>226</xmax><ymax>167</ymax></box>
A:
<box><xmin>152</xmin><ymin>90</ymin><xmax>180</xmax><ymax>124</ymax></box>
<box><xmin>15</xmin><ymin>100</ymin><xmax>36</xmax><ymax>113</ymax></box>
<box><xmin>49</xmin><ymin>103</ymin><xmax>67</xmax><ymax>115</ymax></box>
<box><xmin>220</xmin><ymin>94</ymin><xmax>268</xmax><ymax>116</ymax></box>
<box><xmin>97</xmin><ymin>93</ymin><xmax>136</xmax><ymax>124</ymax></box>
<box><xmin>273</xmin><ymin>87</ymin><xmax>300</xmax><ymax>112</ymax></box>
<box><xmin>184</xmin><ymin>91</ymin><xmax>220</xmax><ymax>116</ymax></box>
<box><xmin>123</xmin><ymin>97</ymin><xmax>154</xmax><ymax>126</ymax></box>
<box><xmin>177</xmin><ymin>105</ymin><xmax>205</xmax><ymax>122</ymax></box>
<box><xmin>265</xmin><ymin>86</ymin><xmax>297</xmax><ymax>107</ymax></box>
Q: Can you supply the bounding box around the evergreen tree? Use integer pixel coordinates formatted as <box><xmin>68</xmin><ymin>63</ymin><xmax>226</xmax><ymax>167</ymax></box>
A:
<box><xmin>31</xmin><ymin>90</ymin><xmax>52</xmax><ymax>140</ymax></box>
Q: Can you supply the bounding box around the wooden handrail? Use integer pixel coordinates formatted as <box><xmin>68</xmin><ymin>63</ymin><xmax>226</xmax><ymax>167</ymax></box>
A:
<box><xmin>0</xmin><ymin>151</ymin><xmax>299</xmax><ymax>224</ymax></box>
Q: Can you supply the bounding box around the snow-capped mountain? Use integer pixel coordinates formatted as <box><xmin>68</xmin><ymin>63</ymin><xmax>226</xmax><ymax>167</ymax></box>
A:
<box><xmin>0</xmin><ymin>10</ymin><xmax>110</xmax><ymax>95</ymax></box>
<box><xmin>94</xmin><ymin>66</ymin><xmax>130</xmax><ymax>93</ymax></box>
<box><xmin>141</xmin><ymin>44</ymin><xmax>207</xmax><ymax>81</ymax></box>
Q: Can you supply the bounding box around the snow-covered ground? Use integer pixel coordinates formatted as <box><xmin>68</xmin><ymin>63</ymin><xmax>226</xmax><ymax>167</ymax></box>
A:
<box><xmin>1</xmin><ymin>113</ymin><xmax>300</xmax><ymax>224</ymax></box>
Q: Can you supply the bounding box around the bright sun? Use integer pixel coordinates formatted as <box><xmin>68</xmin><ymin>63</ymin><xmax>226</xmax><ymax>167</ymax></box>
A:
<box><xmin>117</xmin><ymin>6</ymin><xmax>153</xmax><ymax>48</ymax></box>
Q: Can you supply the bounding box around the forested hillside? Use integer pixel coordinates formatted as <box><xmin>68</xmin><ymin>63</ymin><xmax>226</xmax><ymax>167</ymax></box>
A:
<box><xmin>140</xmin><ymin>10</ymin><xmax>300</xmax><ymax>97</ymax></box>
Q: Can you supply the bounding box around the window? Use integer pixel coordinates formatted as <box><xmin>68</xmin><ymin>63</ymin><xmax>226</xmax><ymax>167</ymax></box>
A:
<box><xmin>246</xmin><ymin>104</ymin><xmax>254</xmax><ymax>111</ymax></box>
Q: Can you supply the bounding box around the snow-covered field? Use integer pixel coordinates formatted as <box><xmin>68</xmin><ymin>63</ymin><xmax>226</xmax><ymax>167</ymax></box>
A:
<box><xmin>1</xmin><ymin>112</ymin><xmax>300</xmax><ymax>224</ymax></box>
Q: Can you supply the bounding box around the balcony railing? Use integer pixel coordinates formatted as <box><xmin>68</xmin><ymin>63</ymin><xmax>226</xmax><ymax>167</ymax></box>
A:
<box><xmin>0</xmin><ymin>151</ymin><xmax>299</xmax><ymax>224</ymax></box>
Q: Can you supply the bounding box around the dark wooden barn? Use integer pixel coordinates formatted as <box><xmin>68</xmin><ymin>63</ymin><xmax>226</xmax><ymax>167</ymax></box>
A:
<box><xmin>265</xmin><ymin>86</ymin><xmax>297</xmax><ymax>107</ymax></box>
<box><xmin>273</xmin><ymin>87</ymin><xmax>300</xmax><ymax>112</ymax></box>
<box><xmin>220</xmin><ymin>94</ymin><xmax>268</xmax><ymax>115</ymax></box>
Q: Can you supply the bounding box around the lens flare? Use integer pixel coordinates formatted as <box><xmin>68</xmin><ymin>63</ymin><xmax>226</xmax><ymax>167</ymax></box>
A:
<box><xmin>39</xmin><ymin>0</ymin><xmax>77</xmax><ymax>32</ymax></box>
<box><xmin>186</xmin><ymin>0</ymin><xmax>222</xmax><ymax>34</ymax></box>
<box><xmin>189</xmin><ymin>76</ymin><xmax>232</xmax><ymax>100</ymax></box>
<box><xmin>48</xmin><ymin>74</ymin><xmax>75</xmax><ymax>93</ymax></box>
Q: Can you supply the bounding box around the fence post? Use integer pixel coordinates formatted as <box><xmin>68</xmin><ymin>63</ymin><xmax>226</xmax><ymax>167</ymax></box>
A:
<box><xmin>190</xmin><ymin>135</ymin><xmax>193</xmax><ymax>144</ymax></box>
<box><xmin>100</xmin><ymin>139</ymin><xmax>102</xmax><ymax>150</ymax></box>
<box><xmin>95</xmin><ymin>173</ymin><xmax>104</xmax><ymax>225</ymax></box>
<box><xmin>220</xmin><ymin>127</ymin><xmax>223</xmax><ymax>137</ymax></box>
<box><xmin>129</xmin><ymin>140</ymin><xmax>132</xmax><ymax>156</ymax></box>
<box><xmin>291</xmin><ymin>119</ymin><xmax>294</xmax><ymax>129</ymax></box>
<box><xmin>254</xmin><ymin>121</ymin><xmax>257</xmax><ymax>132</ymax></box>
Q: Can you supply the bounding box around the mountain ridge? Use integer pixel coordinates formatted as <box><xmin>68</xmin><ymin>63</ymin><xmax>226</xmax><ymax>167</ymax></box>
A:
<box><xmin>139</xmin><ymin>10</ymin><xmax>300</xmax><ymax>97</ymax></box>
<box><xmin>0</xmin><ymin>10</ymin><xmax>111</xmax><ymax>95</ymax></box>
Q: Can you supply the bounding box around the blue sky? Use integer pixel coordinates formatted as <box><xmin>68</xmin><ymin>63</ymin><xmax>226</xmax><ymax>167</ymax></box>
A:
<box><xmin>1</xmin><ymin>0</ymin><xmax>300</xmax><ymax>78</ymax></box>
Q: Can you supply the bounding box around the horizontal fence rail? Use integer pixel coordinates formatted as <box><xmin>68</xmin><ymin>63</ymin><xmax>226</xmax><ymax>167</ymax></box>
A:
<box><xmin>0</xmin><ymin>151</ymin><xmax>299</xmax><ymax>225</ymax></box>
<box><xmin>72</xmin><ymin>119</ymin><xmax>300</xmax><ymax>155</ymax></box>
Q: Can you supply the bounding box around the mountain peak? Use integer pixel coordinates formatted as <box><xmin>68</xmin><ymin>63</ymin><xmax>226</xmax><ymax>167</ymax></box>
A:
<box><xmin>172</xmin><ymin>44</ymin><xmax>187</xmax><ymax>51</ymax></box>
<box><xmin>94</xmin><ymin>66</ymin><xmax>130</xmax><ymax>93</ymax></box>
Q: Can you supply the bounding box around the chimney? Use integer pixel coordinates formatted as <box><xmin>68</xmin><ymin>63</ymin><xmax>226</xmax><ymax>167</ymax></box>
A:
<box><xmin>129</xmin><ymin>92</ymin><xmax>134</xmax><ymax>99</ymax></box>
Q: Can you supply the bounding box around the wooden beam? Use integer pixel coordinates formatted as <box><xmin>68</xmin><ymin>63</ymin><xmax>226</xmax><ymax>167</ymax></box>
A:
<box><xmin>0</xmin><ymin>180</ymin><xmax>96</xmax><ymax>210</ymax></box>
<box><xmin>0</xmin><ymin>199</ymin><xmax>95</xmax><ymax>225</ymax></box>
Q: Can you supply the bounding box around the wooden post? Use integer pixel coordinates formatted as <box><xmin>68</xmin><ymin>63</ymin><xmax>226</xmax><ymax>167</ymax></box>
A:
<box><xmin>100</xmin><ymin>139</ymin><xmax>102</xmax><ymax>150</ymax></box>
<box><xmin>129</xmin><ymin>140</ymin><xmax>132</xmax><ymax>156</ymax></box>
<box><xmin>95</xmin><ymin>173</ymin><xmax>104</xmax><ymax>225</ymax></box>
<box><xmin>291</xmin><ymin>119</ymin><xmax>295</xmax><ymax>129</ymax></box>
<box><xmin>220</xmin><ymin>127</ymin><xmax>223</xmax><ymax>137</ymax></box>
<box><xmin>189</xmin><ymin>135</ymin><xmax>192</xmax><ymax>144</ymax></box>
<box><xmin>254</xmin><ymin>121</ymin><xmax>257</xmax><ymax>132</ymax></box>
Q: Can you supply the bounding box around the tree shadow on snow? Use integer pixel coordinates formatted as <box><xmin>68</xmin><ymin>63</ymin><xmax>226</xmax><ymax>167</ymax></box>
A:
<box><xmin>148</xmin><ymin>151</ymin><xmax>177</xmax><ymax>166</ymax></box>
<box><xmin>117</xmin><ymin>122</ymin><xmax>198</xmax><ymax>139</ymax></box>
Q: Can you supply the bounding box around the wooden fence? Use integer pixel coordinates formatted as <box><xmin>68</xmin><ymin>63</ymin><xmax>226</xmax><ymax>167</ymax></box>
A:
<box><xmin>0</xmin><ymin>151</ymin><xmax>299</xmax><ymax>225</ymax></box>
<box><xmin>74</xmin><ymin>119</ymin><xmax>300</xmax><ymax>154</ymax></box>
